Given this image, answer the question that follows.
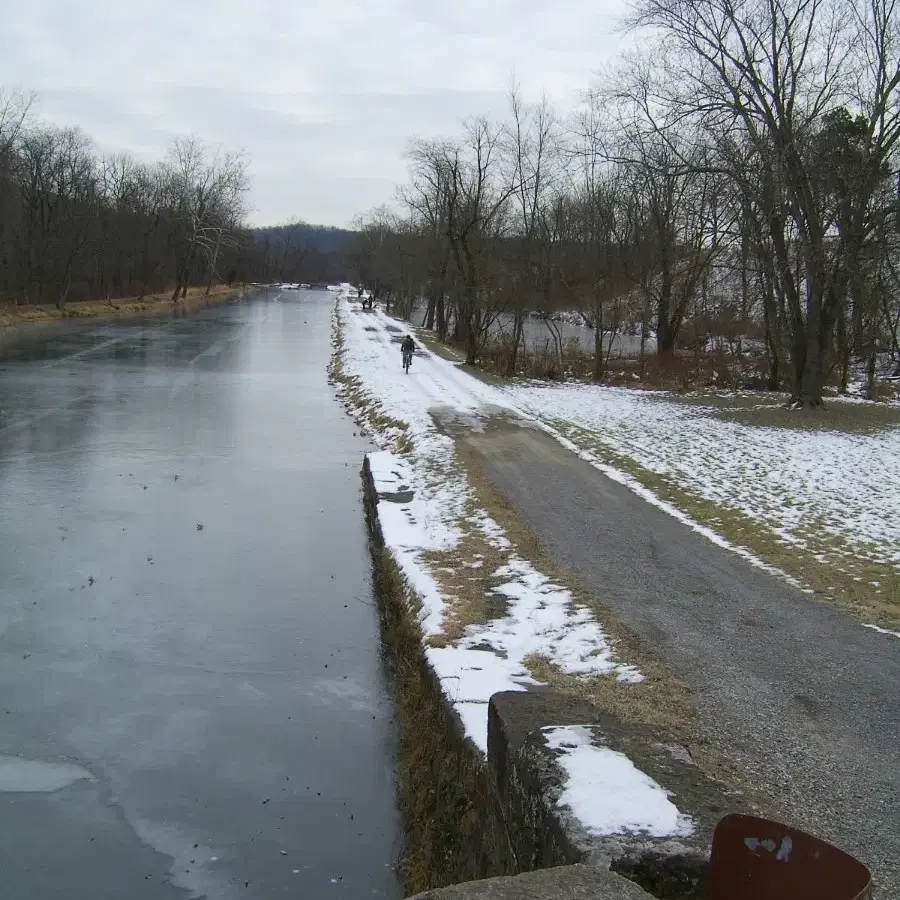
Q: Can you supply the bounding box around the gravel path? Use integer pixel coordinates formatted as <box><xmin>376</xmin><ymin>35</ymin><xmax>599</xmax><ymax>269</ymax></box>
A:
<box><xmin>460</xmin><ymin>418</ymin><xmax>900</xmax><ymax>897</ymax></box>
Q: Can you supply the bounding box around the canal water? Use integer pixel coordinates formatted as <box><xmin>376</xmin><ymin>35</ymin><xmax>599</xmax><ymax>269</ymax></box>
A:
<box><xmin>0</xmin><ymin>290</ymin><xmax>402</xmax><ymax>900</ymax></box>
<box><xmin>408</xmin><ymin>301</ymin><xmax>652</xmax><ymax>357</ymax></box>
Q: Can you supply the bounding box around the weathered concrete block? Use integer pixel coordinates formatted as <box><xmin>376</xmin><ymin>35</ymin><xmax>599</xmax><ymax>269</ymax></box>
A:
<box><xmin>405</xmin><ymin>864</ymin><xmax>654</xmax><ymax>899</ymax></box>
<box><xmin>489</xmin><ymin>690</ymin><xmax>736</xmax><ymax>898</ymax></box>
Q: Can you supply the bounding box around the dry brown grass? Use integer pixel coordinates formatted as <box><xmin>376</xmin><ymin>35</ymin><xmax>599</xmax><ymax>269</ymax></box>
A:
<box><xmin>471</xmin><ymin>334</ymin><xmax>773</xmax><ymax>392</ymax></box>
<box><xmin>449</xmin><ymin>443</ymin><xmax>772</xmax><ymax>813</ymax></box>
<box><xmin>362</xmin><ymin>465</ymin><xmax>509</xmax><ymax>894</ymax></box>
<box><xmin>328</xmin><ymin>303</ymin><xmax>413</xmax><ymax>455</ymax></box>
<box><xmin>0</xmin><ymin>285</ymin><xmax>236</xmax><ymax>329</ymax></box>
<box><xmin>871</xmin><ymin>379</ymin><xmax>900</xmax><ymax>402</ymax></box>
<box><xmin>678</xmin><ymin>391</ymin><xmax>900</xmax><ymax>434</ymax></box>
<box><xmin>453</xmin><ymin>443</ymin><xmax>695</xmax><ymax>735</ymax></box>
<box><xmin>421</xmin><ymin>525</ymin><xmax>512</xmax><ymax>647</ymax></box>
<box><xmin>480</xmin><ymin>336</ymin><xmax>596</xmax><ymax>382</ymax></box>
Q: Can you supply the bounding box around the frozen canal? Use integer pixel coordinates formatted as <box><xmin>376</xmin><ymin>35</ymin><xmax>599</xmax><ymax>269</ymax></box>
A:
<box><xmin>0</xmin><ymin>290</ymin><xmax>402</xmax><ymax>899</ymax></box>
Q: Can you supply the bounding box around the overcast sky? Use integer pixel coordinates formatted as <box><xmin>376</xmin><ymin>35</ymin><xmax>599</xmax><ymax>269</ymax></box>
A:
<box><xmin>0</xmin><ymin>0</ymin><xmax>628</xmax><ymax>228</ymax></box>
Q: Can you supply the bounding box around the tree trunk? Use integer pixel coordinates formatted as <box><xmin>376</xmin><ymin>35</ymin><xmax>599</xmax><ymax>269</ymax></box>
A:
<box><xmin>657</xmin><ymin>285</ymin><xmax>675</xmax><ymax>357</ymax></box>
<box><xmin>464</xmin><ymin>319</ymin><xmax>477</xmax><ymax>365</ymax></box>
<box><xmin>205</xmin><ymin>233</ymin><xmax>222</xmax><ymax>297</ymax></box>
<box><xmin>459</xmin><ymin>289</ymin><xmax>478</xmax><ymax>365</ymax></box>
<box><xmin>171</xmin><ymin>266</ymin><xmax>189</xmax><ymax>314</ymax></box>
<box><xmin>865</xmin><ymin>351</ymin><xmax>877</xmax><ymax>401</ymax></box>
<box><xmin>463</xmin><ymin>309</ymin><xmax>475</xmax><ymax>365</ymax></box>
<box><xmin>760</xmin><ymin>272</ymin><xmax>781</xmax><ymax>391</ymax></box>
<box><xmin>179</xmin><ymin>236</ymin><xmax>202</xmax><ymax>301</ymax></box>
<box><xmin>424</xmin><ymin>296</ymin><xmax>436</xmax><ymax>330</ymax></box>
<box><xmin>835</xmin><ymin>304</ymin><xmax>852</xmax><ymax>395</ymax></box>
<box><xmin>739</xmin><ymin>225</ymin><xmax>750</xmax><ymax>358</ymax></box>
<box><xmin>656</xmin><ymin>249</ymin><xmax>677</xmax><ymax>358</ymax></box>
<box><xmin>838</xmin><ymin>354</ymin><xmax>852</xmax><ymax>396</ymax></box>
<box><xmin>436</xmin><ymin>296</ymin><xmax>447</xmax><ymax>342</ymax></box>
<box><xmin>795</xmin><ymin>290</ymin><xmax>825</xmax><ymax>407</ymax></box>
<box><xmin>506</xmin><ymin>311</ymin><xmax>524</xmax><ymax>376</ymax></box>
<box><xmin>57</xmin><ymin>266</ymin><xmax>71</xmax><ymax>312</ymax></box>
<box><xmin>593</xmin><ymin>293</ymin><xmax>605</xmax><ymax>381</ymax></box>
<box><xmin>639</xmin><ymin>297</ymin><xmax>650</xmax><ymax>380</ymax></box>
<box><xmin>431</xmin><ymin>260</ymin><xmax>447</xmax><ymax>335</ymax></box>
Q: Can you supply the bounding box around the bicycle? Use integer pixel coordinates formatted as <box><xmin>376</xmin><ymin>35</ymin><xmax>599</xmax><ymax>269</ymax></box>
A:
<box><xmin>402</xmin><ymin>348</ymin><xmax>413</xmax><ymax>373</ymax></box>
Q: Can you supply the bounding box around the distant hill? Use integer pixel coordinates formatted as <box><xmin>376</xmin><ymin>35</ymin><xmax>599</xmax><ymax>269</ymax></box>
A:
<box><xmin>249</xmin><ymin>223</ymin><xmax>357</xmax><ymax>254</ymax></box>
<box><xmin>236</xmin><ymin>222</ymin><xmax>358</xmax><ymax>283</ymax></box>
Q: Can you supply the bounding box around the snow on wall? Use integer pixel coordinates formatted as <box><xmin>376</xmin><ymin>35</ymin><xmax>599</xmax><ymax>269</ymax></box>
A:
<box><xmin>543</xmin><ymin>726</ymin><xmax>695</xmax><ymax>838</ymax></box>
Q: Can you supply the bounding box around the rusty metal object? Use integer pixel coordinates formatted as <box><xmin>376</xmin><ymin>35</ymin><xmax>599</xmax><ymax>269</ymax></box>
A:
<box><xmin>706</xmin><ymin>814</ymin><xmax>872</xmax><ymax>899</ymax></box>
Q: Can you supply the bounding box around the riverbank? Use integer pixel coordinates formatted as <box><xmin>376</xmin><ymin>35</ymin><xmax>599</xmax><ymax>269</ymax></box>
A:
<box><xmin>0</xmin><ymin>284</ymin><xmax>239</xmax><ymax>330</ymax></box>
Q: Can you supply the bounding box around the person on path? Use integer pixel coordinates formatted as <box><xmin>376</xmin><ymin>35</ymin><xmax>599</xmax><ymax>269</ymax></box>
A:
<box><xmin>401</xmin><ymin>334</ymin><xmax>415</xmax><ymax>370</ymax></box>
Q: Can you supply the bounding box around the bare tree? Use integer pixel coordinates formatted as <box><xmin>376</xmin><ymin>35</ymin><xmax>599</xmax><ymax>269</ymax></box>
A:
<box><xmin>441</xmin><ymin>118</ymin><xmax>518</xmax><ymax>364</ymax></box>
<box><xmin>166</xmin><ymin>136</ymin><xmax>249</xmax><ymax>308</ymax></box>
<box><xmin>402</xmin><ymin>139</ymin><xmax>462</xmax><ymax>340</ymax></box>
<box><xmin>0</xmin><ymin>86</ymin><xmax>252</xmax><ymax>311</ymax></box>
<box><xmin>629</xmin><ymin>0</ymin><xmax>900</xmax><ymax>404</ymax></box>
<box><xmin>0</xmin><ymin>87</ymin><xmax>34</xmax><ymax>156</ymax></box>
<box><xmin>344</xmin><ymin>9</ymin><xmax>899</xmax><ymax>400</ymax></box>
<box><xmin>502</xmin><ymin>88</ymin><xmax>561</xmax><ymax>374</ymax></box>
<box><xmin>574</xmin><ymin>101</ymin><xmax>639</xmax><ymax>378</ymax></box>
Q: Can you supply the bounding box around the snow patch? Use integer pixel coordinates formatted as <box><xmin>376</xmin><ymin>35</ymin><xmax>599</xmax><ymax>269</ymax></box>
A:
<box><xmin>0</xmin><ymin>755</ymin><xmax>93</xmax><ymax>793</ymax></box>
<box><xmin>367</xmin><ymin>449</ymin><xmax>461</xmax><ymax>638</ymax></box>
<box><xmin>507</xmin><ymin>383</ymin><xmax>900</xmax><ymax>576</ymax></box>
<box><xmin>543</xmin><ymin>726</ymin><xmax>695</xmax><ymax>838</ymax></box>
<box><xmin>863</xmin><ymin>623</ymin><xmax>900</xmax><ymax>640</ymax></box>
<box><xmin>337</xmin><ymin>299</ymin><xmax>640</xmax><ymax>755</ymax></box>
<box><xmin>367</xmin><ymin>449</ymin><xmax>641</xmax><ymax>753</ymax></box>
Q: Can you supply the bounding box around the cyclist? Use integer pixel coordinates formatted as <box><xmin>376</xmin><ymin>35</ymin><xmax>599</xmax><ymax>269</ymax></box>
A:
<box><xmin>401</xmin><ymin>335</ymin><xmax>415</xmax><ymax>371</ymax></box>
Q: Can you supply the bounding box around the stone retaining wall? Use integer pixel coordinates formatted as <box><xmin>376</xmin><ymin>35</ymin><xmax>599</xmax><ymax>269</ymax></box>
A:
<box><xmin>361</xmin><ymin>457</ymin><xmax>734</xmax><ymax>900</ymax></box>
<box><xmin>406</xmin><ymin>865</ymin><xmax>654</xmax><ymax>899</ymax></box>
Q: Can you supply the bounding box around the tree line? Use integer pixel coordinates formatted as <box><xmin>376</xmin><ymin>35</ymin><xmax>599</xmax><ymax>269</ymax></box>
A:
<box><xmin>0</xmin><ymin>87</ymin><xmax>250</xmax><ymax>311</ymax></box>
<box><xmin>348</xmin><ymin>0</ymin><xmax>900</xmax><ymax>405</ymax></box>
<box><xmin>238</xmin><ymin>223</ymin><xmax>356</xmax><ymax>286</ymax></box>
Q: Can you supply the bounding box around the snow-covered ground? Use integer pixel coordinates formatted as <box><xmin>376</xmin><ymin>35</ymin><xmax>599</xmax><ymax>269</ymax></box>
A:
<box><xmin>333</xmin><ymin>294</ymin><xmax>696</xmax><ymax>838</ymax></box>
<box><xmin>503</xmin><ymin>384</ymin><xmax>900</xmax><ymax>578</ymax></box>
<box><xmin>333</xmin><ymin>298</ymin><xmax>641</xmax><ymax>757</ymax></box>
<box><xmin>332</xmin><ymin>290</ymin><xmax>898</xmax><ymax>838</ymax></box>
<box><xmin>341</xmin><ymin>296</ymin><xmax>900</xmax><ymax>621</ymax></box>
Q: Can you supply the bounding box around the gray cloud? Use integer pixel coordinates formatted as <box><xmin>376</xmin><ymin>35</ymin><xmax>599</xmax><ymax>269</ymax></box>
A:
<box><xmin>1</xmin><ymin>0</ymin><xmax>628</xmax><ymax>225</ymax></box>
